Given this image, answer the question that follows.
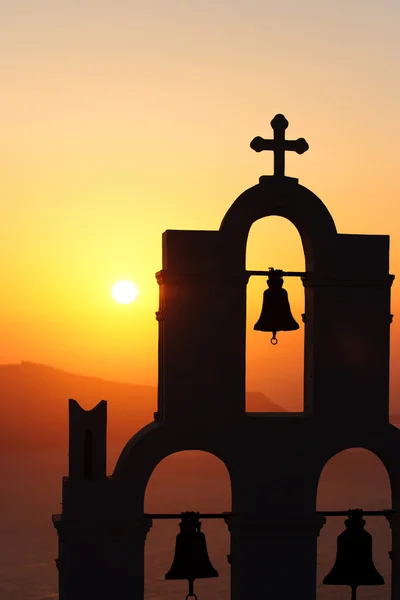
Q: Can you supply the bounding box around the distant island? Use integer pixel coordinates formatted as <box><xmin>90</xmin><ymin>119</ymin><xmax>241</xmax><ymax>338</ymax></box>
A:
<box><xmin>0</xmin><ymin>362</ymin><xmax>285</xmax><ymax>451</ymax></box>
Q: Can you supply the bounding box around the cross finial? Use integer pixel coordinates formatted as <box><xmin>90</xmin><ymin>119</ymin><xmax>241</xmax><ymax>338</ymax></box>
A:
<box><xmin>250</xmin><ymin>114</ymin><xmax>309</xmax><ymax>177</ymax></box>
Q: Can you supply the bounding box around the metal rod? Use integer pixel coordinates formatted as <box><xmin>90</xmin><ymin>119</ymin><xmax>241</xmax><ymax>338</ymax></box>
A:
<box><xmin>247</xmin><ymin>269</ymin><xmax>306</xmax><ymax>278</ymax></box>
<box><xmin>145</xmin><ymin>510</ymin><xmax>394</xmax><ymax>519</ymax></box>
<box><xmin>316</xmin><ymin>510</ymin><xmax>394</xmax><ymax>516</ymax></box>
<box><xmin>144</xmin><ymin>513</ymin><xmax>232</xmax><ymax>519</ymax></box>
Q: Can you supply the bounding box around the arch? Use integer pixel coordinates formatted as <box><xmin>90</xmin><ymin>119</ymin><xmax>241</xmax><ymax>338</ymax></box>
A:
<box><xmin>245</xmin><ymin>215</ymin><xmax>306</xmax><ymax>272</ymax></box>
<box><xmin>145</xmin><ymin>449</ymin><xmax>232</xmax><ymax>512</ymax></box>
<box><xmin>315</xmin><ymin>442</ymin><xmax>394</xmax><ymax>498</ymax></box>
<box><xmin>245</xmin><ymin>216</ymin><xmax>305</xmax><ymax>412</ymax></box>
<box><xmin>144</xmin><ymin>450</ymin><xmax>231</xmax><ymax>600</ymax></box>
<box><xmin>317</xmin><ymin>447</ymin><xmax>392</xmax><ymax>508</ymax></box>
<box><xmin>112</xmin><ymin>422</ymin><xmax>235</xmax><ymax>514</ymax></box>
<box><xmin>316</xmin><ymin>448</ymin><xmax>392</xmax><ymax>600</ymax></box>
<box><xmin>219</xmin><ymin>179</ymin><xmax>337</xmax><ymax>273</ymax></box>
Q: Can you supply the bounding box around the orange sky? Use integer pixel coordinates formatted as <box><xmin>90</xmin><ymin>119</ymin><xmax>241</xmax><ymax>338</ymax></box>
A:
<box><xmin>1</xmin><ymin>1</ymin><xmax>400</xmax><ymax>412</ymax></box>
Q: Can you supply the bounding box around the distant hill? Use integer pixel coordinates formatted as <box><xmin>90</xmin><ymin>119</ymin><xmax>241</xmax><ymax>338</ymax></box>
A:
<box><xmin>0</xmin><ymin>362</ymin><xmax>284</xmax><ymax>450</ymax></box>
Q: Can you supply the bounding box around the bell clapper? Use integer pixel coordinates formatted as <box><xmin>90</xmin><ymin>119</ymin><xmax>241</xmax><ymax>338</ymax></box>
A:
<box><xmin>186</xmin><ymin>579</ymin><xmax>197</xmax><ymax>600</ymax></box>
<box><xmin>351</xmin><ymin>585</ymin><xmax>358</xmax><ymax>600</ymax></box>
<box><xmin>271</xmin><ymin>332</ymin><xmax>278</xmax><ymax>345</ymax></box>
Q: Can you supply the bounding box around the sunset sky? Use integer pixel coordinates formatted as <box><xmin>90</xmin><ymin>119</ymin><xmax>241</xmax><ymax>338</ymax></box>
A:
<box><xmin>1</xmin><ymin>1</ymin><xmax>400</xmax><ymax>412</ymax></box>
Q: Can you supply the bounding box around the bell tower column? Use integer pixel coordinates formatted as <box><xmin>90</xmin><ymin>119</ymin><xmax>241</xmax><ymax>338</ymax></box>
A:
<box><xmin>54</xmin><ymin>399</ymin><xmax>153</xmax><ymax>600</ymax></box>
<box><xmin>155</xmin><ymin>230</ymin><xmax>247</xmax><ymax>423</ymax></box>
<box><xmin>54</xmin><ymin>515</ymin><xmax>152</xmax><ymax>600</ymax></box>
<box><xmin>303</xmin><ymin>234</ymin><xmax>393</xmax><ymax>424</ymax></box>
<box><xmin>229</xmin><ymin>515</ymin><xmax>326</xmax><ymax>600</ymax></box>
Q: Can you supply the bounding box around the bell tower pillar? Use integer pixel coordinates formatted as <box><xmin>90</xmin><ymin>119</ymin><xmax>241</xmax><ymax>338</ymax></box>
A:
<box><xmin>155</xmin><ymin>230</ymin><xmax>247</xmax><ymax>423</ymax></box>
<box><xmin>54</xmin><ymin>400</ymin><xmax>153</xmax><ymax>600</ymax></box>
<box><xmin>229</xmin><ymin>514</ymin><xmax>327</xmax><ymax>600</ymax></box>
<box><xmin>303</xmin><ymin>236</ymin><xmax>393</xmax><ymax>424</ymax></box>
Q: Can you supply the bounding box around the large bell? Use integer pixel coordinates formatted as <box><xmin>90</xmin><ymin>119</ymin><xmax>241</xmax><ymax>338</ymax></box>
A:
<box><xmin>165</xmin><ymin>512</ymin><xmax>218</xmax><ymax>588</ymax></box>
<box><xmin>254</xmin><ymin>271</ymin><xmax>299</xmax><ymax>344</ymax></box>
<box><xmin>323</xmin><ymin>510</ymin><xmax>384</xmax><ymax>596</ymax></box>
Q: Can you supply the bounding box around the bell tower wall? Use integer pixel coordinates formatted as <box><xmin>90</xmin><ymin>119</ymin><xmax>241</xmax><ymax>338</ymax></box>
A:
<box><xmin>304</xmin><ymin>233</ymin><xmax>393</xmax><ymax>423</ymax></box>
<box><xmin>156</xmin><ymin>229</ymin><xmax>246</xmax><ymax>422</ymax></box>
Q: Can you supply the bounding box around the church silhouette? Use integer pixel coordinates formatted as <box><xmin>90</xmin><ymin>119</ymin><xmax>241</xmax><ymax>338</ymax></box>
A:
<box><xmin>53</xmin><ymin>115</ymin><xmax>399</xmax><ymax>600</ymax></box>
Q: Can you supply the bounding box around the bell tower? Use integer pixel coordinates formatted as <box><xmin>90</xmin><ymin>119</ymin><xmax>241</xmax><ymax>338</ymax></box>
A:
<box><xmin>54</xmin><ymin>114</ymin><xmax>400</xmax><ymax>600</ymax></box>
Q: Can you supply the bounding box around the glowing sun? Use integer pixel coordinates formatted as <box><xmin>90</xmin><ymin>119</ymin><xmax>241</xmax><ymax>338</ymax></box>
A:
<box><xmin>112</xmin><ymin>280</ymin><xmax>138</xmax><ymax>304</ymax></box>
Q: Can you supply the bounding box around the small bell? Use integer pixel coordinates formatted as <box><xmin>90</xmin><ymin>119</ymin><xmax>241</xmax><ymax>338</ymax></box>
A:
<box><xmin>254</xmin><ymin>270</ymin><xmax>299</xmax><ymax>344</ymax></box>
<box><xmin>166</xmin><ymin>512</ymin><xmax>218</xmax><ymax>598</ymax></box>
<box><xmin>323</xmin><ymin>509</ymin><xmax>384</xmax><ymax>600</ymax></box>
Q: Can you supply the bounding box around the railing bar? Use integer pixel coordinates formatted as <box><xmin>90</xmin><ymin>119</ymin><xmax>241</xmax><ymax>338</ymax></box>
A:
<box><xmin>247</xmin><ymin>270</ymin><xmax>306</xmax><ymax>277</ymax></box>
<box><xmin>316</xmin><ymin>510</ymin><xmax>394</xmax><ymax>516</ymax></box>
<box><xmin>145</xmin><ymin>513</ymin><xmax>231</xmax><ymax>519</ymax></box>
<box><xmin>145</xmin><ymin>510</ymin><xmax>394</xmax><ymax>519</ymax></box>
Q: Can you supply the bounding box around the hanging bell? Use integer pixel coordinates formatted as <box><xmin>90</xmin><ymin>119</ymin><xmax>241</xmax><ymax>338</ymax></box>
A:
<box><xmin>323</xmin><ymin>509</ymin><xmax>384</xmax><ymax>594</ymax></box>
<box><xmin>254</xmin><ymin>270</ymin><xmax>299</xmax><ymax>344</ymax></box>
<box><xmin>165</xmin><ymin>512</ymin><xmax>218</xmax><ymax>595</ymax></box>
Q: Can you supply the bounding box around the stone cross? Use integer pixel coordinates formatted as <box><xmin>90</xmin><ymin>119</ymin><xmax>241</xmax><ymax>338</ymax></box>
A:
<box><xmin>250</xmin><ymin>114</ymin><xmax>309</xmax><ymax>177</ymax></box>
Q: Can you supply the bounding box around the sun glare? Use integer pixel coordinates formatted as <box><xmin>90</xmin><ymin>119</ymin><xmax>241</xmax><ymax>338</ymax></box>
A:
<box><xmin>112</xmin><ymin>280</ymin><xmax>138</xmax><ymax>304</ymax></box>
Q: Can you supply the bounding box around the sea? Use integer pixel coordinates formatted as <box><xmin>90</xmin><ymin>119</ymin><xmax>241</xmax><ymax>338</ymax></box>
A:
<box><xmin>0</xmin><ymin>444</ymin><xmax>394</xmax><ymax>600</ymax></box>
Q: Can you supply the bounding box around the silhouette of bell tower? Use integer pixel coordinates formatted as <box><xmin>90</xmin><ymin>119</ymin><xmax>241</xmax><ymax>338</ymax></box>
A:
<box><xmin>53</xmin><ymin>114</ymin><xmax>400</xmax><ymax>600</ymax></box>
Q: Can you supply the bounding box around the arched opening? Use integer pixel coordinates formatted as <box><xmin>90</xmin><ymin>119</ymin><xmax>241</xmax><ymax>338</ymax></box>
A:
<box><xmin>246</xmin><ymin>216</ymin><xmax>305</xmax><ymax>412</ymax></box>
<box><xmin>316</xmin><ymin>448</ymin><xmax>392</xmax><ymax>600</ymax></box>
<box><xmin>144</xmin><ymin>450</ymin><xmax>231</xmax><ymax>600</ymax></box>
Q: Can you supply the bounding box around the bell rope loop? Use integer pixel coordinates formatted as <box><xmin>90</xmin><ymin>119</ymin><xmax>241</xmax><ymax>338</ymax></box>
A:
<box><xmin>270</xmin><ymin>332</ymin><xmax>278</xmax><ymax>345</ymax></box>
